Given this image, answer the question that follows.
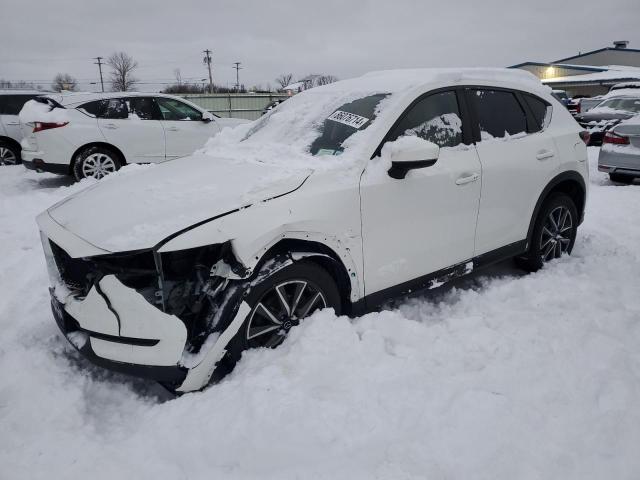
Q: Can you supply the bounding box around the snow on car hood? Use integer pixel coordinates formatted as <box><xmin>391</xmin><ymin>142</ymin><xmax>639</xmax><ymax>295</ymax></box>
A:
<box><xmin>46</xmin><ymin>154</ymin><xmax>311</xmax><ymax>253</ymax></box>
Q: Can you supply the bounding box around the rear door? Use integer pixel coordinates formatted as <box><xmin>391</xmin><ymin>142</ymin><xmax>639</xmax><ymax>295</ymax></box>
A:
<box><xmin>156</xmin><ymin>97</ymin><xmax>220</xmax><ymax>158</ymax></box>
<box><xmin>467</xmin><ymin>88</ymin><xmax>559</xmax><ymax>255</ymax></box>
<box><xmin>96</xmin><ymin>97</ymin><xmax>165</xmax><ymax>163</ymax></box>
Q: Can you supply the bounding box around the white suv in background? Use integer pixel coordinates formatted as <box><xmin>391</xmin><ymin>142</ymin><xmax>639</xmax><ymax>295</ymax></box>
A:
<box><xmin>0</xmin><ymin>90</ymin><xmax>42</xmax><ymax>165</ymax></box>
<box><xmin>37</xmin><ymin>69</ymin><xmax>589</xmax><ymax>392</ymax></box>
<box><xmin>20</xmin><ymin>92</ymin><xmax>248</xmax><ymax>180</ymax></box>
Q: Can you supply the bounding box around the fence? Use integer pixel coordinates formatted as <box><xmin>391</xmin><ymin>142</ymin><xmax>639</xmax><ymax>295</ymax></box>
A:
<box><xmin>180</xmin><ymin>93</ymin><xmax>291</xmax><ymax>121</ymax></box>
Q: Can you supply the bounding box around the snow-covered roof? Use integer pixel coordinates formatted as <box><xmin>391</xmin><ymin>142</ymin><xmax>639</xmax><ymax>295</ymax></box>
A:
<box><xmin>42</xmin><ymin>91</ymin><xmax>185</xmax><ymax>106</ymax></box>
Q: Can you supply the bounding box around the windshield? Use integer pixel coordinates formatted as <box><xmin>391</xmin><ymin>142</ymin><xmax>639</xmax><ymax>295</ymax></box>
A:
<box><xmin>597</xmin><ymin>98</ymin><xmax>640</xmax><ymax>113</ymax></box>
<box><xmin>243</xmin><ymin>92</ymin><xmax>389</xmax><ymax>156</ymax></box>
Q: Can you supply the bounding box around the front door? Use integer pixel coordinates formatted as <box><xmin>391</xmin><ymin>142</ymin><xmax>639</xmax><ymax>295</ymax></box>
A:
<box><xmin>360</xmin><ymin>90</ymin><xmax>482</xmax><ymax>297</ymax></box>
<box><xmin>156</xmin><ymin>97</ymin><xmax>220</xmax><ymax>159</ymax></box>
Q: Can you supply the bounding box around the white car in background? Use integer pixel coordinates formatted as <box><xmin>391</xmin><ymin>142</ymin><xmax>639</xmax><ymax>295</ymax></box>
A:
<box><xmin>19</xmin><ymin>92</ymin><xmax>248</xmax><ymax>180</ymax></box>
<box><xmin>37</xmin><ymin>68</ymin><xmax>589</xmax><ymax>392</ymax></box>
<box><xmin>0</xmin><ymin>90</ymin><xmax>43</xmax><ymax>165</ymax></box>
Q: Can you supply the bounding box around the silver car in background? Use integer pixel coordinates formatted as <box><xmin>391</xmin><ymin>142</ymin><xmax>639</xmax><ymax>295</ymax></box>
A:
<box><xmin>598</xmin><ymin>116</ymin><xmax>640</xmax><ymax>184</ymax></box>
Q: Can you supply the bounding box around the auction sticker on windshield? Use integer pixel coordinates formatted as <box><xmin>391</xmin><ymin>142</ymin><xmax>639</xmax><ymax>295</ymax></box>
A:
<box><xmin>327</xmin><ymin>110</ymin><xmax>370</xmax><ymax>129</ymax></box>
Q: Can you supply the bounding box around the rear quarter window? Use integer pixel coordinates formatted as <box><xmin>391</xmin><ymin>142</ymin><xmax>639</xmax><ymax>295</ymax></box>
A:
<box><xmin>523</xmin><ymin>94</ymin><xmax>552</xmax><ymax>132</ymax></box>
<box><xmin>77</xmin><ymin>100</ymin><xmax>102</xmax><ymax>117</ymax></box>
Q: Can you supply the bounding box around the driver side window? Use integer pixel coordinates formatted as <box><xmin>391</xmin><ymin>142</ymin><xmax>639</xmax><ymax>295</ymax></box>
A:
<box><xmin>387</xmin><ymin>91</ymin><xmax>463</xmax><ymax>148</ymax></box>
<box><xmin>156</xmin><ymin>98</ymin><xmax>202</xmax><ymax>121</ymax></box>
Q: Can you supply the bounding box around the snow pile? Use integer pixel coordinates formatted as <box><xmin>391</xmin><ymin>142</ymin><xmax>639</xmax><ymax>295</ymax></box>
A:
<box><xmin>2</xmin><ymin>148</ymin><xmax>640</xmax><ymax>478</ymax></box>
<box><xmin>18</xmin><ymin>99</ymin><xmax>69</xmax><ymax>124</ymax></box>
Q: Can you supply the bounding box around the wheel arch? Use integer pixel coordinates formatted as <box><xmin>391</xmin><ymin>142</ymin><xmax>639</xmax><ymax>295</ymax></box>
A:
<box><xmin>253</xmin><ymin>238</ymin><xmax>355</xmax><ymax>315</ymax></box>
<box><xmin>0</xmin><ymin>135</ymin><xmax>22</xmax><ymax>153</ymax></box>
<box><xmin>526</xmin><ymin>171</ymin><xmax>586</xmax><ymax>246</ymax></box>
<box><xmin>70</xmin><ymin>142</ymin><xmax>127</xmax><ymax>174</ymax></box>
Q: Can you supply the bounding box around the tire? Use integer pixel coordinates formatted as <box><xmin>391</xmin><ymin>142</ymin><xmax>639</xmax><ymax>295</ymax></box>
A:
<box><xmin>609</xmin><ymin>173</ymin><xmax>635</xmax><ymax>184</ymax></box>
<box><xmin>516</xmin><ymin>193</ymin><xmax>578</xmax><ymax>272</ymax></box>
<box><xmin>218</xmin><ymin>260</ymin><xmax>341</xmax><ymax>378</ymax></box>
<box><xmin>0</xmin><ymin>140</ymin><xmax>21</xmax><ymax>166</ymax></box>
<box><xmin>73</xmin><ymin>146</ymin><xmax>122</xmax><ymax>181</ymax></box>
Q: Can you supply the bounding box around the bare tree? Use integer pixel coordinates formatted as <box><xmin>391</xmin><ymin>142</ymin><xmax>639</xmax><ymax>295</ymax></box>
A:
<box><xmin>51</xmin><ymin>73</ymin><xmax>78</xmax><ymax>92</ymax></box>
<box><xmin>173</xmin><ymin>68</ymin><xmax>182</xmax><ymax>85</ymax></box>
<box><xmin>275</xmin><ymin>73</ymin><xmax>293</xmax><ymax>90</ymax></box>
<box><xmin>107</xmin><ymin>52</ymin><xmax>138</xmax><ymax>91</ymax></box>
<box><xmin>316</xmin><ymin>74</ymin><xmax>338</xmax><ymax>86</ymax></box>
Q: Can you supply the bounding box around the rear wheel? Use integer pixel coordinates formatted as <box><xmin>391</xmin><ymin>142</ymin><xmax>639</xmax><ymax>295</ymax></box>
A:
<box><xmin>0</xmin><ymin>141</ymin><xmax>20</xmax><ymax>166</ymax></box>
<box><xmin>73</xmin><ymin>146</ymin><xmax>122</xmax><ymax>181</ymax></box>
<box><xmin>516</xmin><ymin>193</ymin><xmax>578</xmax><ymax>272</ymax></box>
<box><xmin>609</xmin><ymin>173</ymin><xmax>635</xmax><ymax>184</ymax></box>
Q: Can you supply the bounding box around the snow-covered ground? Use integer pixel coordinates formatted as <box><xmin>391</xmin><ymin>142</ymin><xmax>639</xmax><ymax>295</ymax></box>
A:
<box><xmin>1</xmin><ymin>148</ymin><xmax>640</xmax><ymax>479</ymax></box>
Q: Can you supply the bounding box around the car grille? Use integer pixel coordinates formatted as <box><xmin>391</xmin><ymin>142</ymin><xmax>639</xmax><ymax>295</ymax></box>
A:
<box><xmin>49</xmin><ymin>241</ymin><xmax>95</xmax><ymax>295</ymax></box>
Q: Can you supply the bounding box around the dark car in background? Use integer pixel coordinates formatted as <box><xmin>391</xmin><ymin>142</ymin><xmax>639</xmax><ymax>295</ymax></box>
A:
<box><xmin>575</xmin><ymin>97</ymin><xmax>640</xmax><ymax>145</ymax></box>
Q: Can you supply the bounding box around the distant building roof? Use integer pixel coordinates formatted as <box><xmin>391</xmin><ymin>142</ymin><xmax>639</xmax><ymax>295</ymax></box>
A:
<box><xmin>554</xmin><ymin>46</ymin><xmax>640</xmax><ymax>64</ymax></box>
<box><xmin>541</xmin><ymin>66</ymin><xmax>640</xmax><ymax>85</ymax></box>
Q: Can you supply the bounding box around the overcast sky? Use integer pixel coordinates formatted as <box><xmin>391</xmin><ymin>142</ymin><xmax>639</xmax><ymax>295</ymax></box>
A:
<box><xmin>1</xmin><ymin>0</ymin><xmax>639</xmax><ymax>92</ymax></box>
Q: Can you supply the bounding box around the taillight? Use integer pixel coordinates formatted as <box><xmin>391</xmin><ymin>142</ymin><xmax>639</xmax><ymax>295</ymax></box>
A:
<box><xmin>579</xmin><ymin>130</ymin><xmax>590</xmax><ymax>145</ymax></box>
<box><xmin>33</xmin><ymin>122</ymin><xmax>68</xmax><ymax>133</ymax></box>
<box><xmin>603</xmin><ymin>131</ymin><xmax>630</xmax><ymax>145</ymax></box>
<box><xmin>576</xmin><ymin>103</ymin><xmax>581</xmax><ymax>114</ymax></box>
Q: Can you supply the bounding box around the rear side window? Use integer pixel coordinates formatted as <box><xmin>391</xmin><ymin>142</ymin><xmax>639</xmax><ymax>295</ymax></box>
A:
<box><xmin>99</xmin><ymin>99</ymin><xmax>128</xmax><ymax>119</ymax></box>
<box><xmin>0</xmin><ymin>94</ymin><xmax>39</xmax><ymax>115</ymax></box>
<box><xmin>470</xmin><ymin>89</ymin><xmax>527</xmax><ymax>139</ymax></box>
<box><xmin>522</xmin><ymin>94</ymin><xmax>551</xmax><ymax>132</ymax></box>
<box><xmin>77</xmin><ymin>101</ymin><xmax>102</xmax><ymax>117</ymax></box>
<box><xmin>386</xmin><ymin>90</ymin><xmax>463</xmax><ymax>148</ymax></box>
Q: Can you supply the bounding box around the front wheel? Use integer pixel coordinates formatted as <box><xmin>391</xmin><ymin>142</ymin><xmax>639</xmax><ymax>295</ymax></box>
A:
<box><xmin>220</xmin><ymin>260</ymin><xmax>341</xmax><ymax>375</ymax></box>
<box><xmin>516</xmin><ymin>193</ymin><xmax>578</xmax><ymax>272</ymax></box>
<box><xmin>73</xmin><ymin>146</ymin><xmax>122</xmax><ymax>181</ymax></box>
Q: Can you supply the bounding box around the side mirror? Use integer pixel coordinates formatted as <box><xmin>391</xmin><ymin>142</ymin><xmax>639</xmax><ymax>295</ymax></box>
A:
<box><xmin>202</xmin><ymin>111</ymin><xmax>214</xmax><ymax>123</ymax></box>
<box><xmin>387</xmin><ymin>139</ymin><xmax>440</xmax><ymax>179</ymax></box>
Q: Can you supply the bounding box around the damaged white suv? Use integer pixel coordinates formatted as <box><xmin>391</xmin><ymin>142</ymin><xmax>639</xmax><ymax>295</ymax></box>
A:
<box><xmin>38</xmin><ymin>69</ymin><xmax>589</xmax><ymax>392</ymax></box>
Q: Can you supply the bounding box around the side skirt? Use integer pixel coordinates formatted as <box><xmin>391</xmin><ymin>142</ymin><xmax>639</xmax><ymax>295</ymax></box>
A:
<box><xmin>352</xmin><ymin>240</ymin><xmax>527</xmax><ymax>315</ymax></box>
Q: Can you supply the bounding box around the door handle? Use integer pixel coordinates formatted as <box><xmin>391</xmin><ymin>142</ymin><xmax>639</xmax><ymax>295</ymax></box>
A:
<box><xmin>536</xmin><ymin>150</ymin><xmax>554</xmax><ymax>160</ymax></box>
<box><xmin>166</xmin><ymin>126</ymin><xmax>180</xmax><ymax>132</ymax></box>
<box><xmin>103</xmin><ymin>123</ymin><xmax>118</xmax><ymax>129</ymax></box>
<box><xmin>455</xmin><ymin>173</ymin><xmax>480</xmax><ymax>185</ymax></box>
<box><xmin>6</xmin><ymin>122</ymin><xmax>20</xmax><ymax>126</ymax></box>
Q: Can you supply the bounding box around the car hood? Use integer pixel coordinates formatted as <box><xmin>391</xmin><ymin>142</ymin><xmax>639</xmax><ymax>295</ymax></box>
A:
<box><xmin>46</xmin><ymin>154</ymin><xmax>311</xmax><ymax>253</ymax></box>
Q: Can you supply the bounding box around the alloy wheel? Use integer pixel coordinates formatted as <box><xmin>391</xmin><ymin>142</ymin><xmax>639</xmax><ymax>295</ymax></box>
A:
<box><xmin>0</xmin><ymin>146</ymin><xmax>18</xmax><ymax>166</ymax></box>
<box><xmin>82</xmin><ymin>153</ymin><xmax>117</xmax><ymax>179</ymax></box>
<box><xmin>245</xmin><ymin>280</ymin><xmax>327</xmax><ymax>348</ymax></box>
<box><xmin>540</xmin><ymin>205</ymin><xmax>573</xmax><ymax>262</ymax></box>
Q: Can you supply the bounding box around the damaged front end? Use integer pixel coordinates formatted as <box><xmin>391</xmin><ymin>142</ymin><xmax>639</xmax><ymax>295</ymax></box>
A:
<box><xmin>44</xmin><ymin>234</ymin><xmax>251</xmax><ymax>385</ymax></box>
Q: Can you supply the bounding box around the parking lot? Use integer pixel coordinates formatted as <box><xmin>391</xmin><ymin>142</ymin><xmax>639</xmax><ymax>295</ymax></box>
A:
<box><xmin>1</xmin><ymin>147</ymin><xmax>639</xmax><ymax>478</ymax></box>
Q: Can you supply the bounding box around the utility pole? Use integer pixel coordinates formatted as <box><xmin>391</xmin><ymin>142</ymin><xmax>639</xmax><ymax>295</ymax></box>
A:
<box><xmin>93</xmin><ymin>56</ymin><xmax>105</xmax><ymax>92</ymax></box>
<box><xmin>233</xmin><ymin>62</ymin><xmax>242</xmax><ymax>91</ymax></box>
<box><xmin>202</xmin><ymin>49</ymin><xmax>213</xmax><ymax>93</ymax></box>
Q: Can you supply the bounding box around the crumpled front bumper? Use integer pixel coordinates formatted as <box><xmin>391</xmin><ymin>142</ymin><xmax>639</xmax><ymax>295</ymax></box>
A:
<box><xmin>51</xmin><ymin>274</ymin><xmax>189</xmax><ymax>383</ymax></box>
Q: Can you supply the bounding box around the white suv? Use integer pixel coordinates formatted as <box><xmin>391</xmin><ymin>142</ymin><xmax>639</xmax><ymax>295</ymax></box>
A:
<box><xmin>20</xmin><ymin>92</ymin><xmax>247</xmax><ymax>180</ymax></box>
<box><xmin>37</xmin><ymin>69</ymin><xmax>589</xmax><ymax>392</ymax></box>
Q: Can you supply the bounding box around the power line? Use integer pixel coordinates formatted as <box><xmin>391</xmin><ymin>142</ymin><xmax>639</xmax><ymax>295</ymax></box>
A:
<box><xmin>93</xmin><ymin>56</ymin><xmax>105</xmax><ymax>92</ymax></box>
<box><xmin>202</xmin><ymin>49</ymin><xmax>213</xmax><ymax>93</ymax></box>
